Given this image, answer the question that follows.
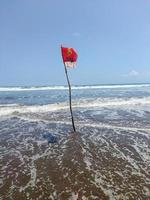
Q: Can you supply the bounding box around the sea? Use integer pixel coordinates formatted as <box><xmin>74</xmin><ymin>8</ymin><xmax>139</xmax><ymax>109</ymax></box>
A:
<box><xmin>0</xmin><ymin>84</ymin><xmax>150</xmax><ymax>200</ymax></box>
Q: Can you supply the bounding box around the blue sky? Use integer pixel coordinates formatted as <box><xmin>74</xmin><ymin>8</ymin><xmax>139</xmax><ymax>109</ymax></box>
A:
<box><xmin>0</xmin><ymin>0</ymin><xmax>150</xmax><ymax>86</ymax></box>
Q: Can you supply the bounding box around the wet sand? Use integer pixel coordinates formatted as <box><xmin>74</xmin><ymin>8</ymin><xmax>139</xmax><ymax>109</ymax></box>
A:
<box><xmin>0</xmin><ymin>109</ymin><xmax>150</xmax><ymax>199</ymax></box>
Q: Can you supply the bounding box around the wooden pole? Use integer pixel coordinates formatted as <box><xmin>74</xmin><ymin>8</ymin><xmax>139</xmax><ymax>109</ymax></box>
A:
<box><xmin>63</xmin><ymin>63</ymin><xmax>76</xmax><ymax>132</ymax></box>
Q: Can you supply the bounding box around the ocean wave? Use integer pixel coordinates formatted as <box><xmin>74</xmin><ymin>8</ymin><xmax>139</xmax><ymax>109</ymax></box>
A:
<box><xmin>1</xmin><ymin>97</ymin><xmax>150</xmax><ymax>117</ymax></box>
<box><xmin>0</xmin><ymin>104</ymin><xmax>19</xmax><ymax>107</ymax></box>
<box><xmin>0</xmin><ymin>84</ymin><xmax>150</xmax><ymax>92</ymax></box>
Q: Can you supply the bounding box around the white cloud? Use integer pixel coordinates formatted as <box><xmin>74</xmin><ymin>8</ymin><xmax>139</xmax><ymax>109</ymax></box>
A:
<box><xmin>122</xmin><ymin>70</ymin><xmax>139</xmax><ymax>77</ymax></box>
<box><xmin>128</xmin><ymin>70</ymin><xmax>139</xmax><ymax>76</ymax></box>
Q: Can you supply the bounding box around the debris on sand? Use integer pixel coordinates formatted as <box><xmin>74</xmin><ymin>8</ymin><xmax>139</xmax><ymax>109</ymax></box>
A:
<box><xmin>43</xmin><ymin>133</ymin><xmax>58</xmax><ymax>144</ymax></box>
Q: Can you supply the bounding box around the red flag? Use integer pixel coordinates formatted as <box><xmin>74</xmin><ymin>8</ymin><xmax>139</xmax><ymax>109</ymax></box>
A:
<box><xmin>61</xmin><ymin>46</ymin><xmax>78</xmax><ymax>68</ymax></box>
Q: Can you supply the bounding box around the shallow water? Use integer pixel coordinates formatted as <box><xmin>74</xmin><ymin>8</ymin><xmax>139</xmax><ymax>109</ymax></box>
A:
<box><xmin>0</xmin><ymin>84</ymin><xmax>150</xmax><ymax>199</ymax></box>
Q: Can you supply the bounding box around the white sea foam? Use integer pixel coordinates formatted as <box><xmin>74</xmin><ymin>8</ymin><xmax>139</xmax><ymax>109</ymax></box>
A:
<box><xmin>1</xmin><ymin>97</ymin><xmax>150</xmax><ymax>117</ymax></box>
<box><xmin>0</xmin><ymin>86</ymin><xmax>67</xmax><ymax>92</ymax></box>
<box><xmin>0</xmin><ymin>103</ymin><xmax>68</xmax><ymax>116</ymax></box>
<box><xmin>0</xmin><ymin>84</ymin><xmax>150</xmax><ymax>92</ymax></box>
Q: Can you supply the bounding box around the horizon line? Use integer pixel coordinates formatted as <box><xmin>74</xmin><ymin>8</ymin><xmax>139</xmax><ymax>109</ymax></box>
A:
<box><xmin>0</xmin><ymin>82</ymin><xmax>150</xmax><ymax>88</ymax></box>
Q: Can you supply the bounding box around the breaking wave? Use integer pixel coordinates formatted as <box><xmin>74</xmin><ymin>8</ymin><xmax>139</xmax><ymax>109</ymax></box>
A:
<box><xmin>0</xmin><ymin>83</ymin><xmax>150</xmax><ymax>92</ymax></box>
<box><xmin>1</xmin><ymin>97</ymin><xmax>150</xmax><ymax>117</ymax></box>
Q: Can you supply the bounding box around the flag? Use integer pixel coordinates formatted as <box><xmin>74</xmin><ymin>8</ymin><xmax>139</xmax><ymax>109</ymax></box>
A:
<box><xmin>61</xmin><ymin>46</ymin><xmax>78</xmax><ymax>68</ymax></box>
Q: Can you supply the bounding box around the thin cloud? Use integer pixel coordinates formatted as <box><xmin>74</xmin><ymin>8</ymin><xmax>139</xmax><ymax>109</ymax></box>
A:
<box><xmin>122</xmin><ymin>70</ymin><xmax>139</xmax><ymax>77</ymax></box>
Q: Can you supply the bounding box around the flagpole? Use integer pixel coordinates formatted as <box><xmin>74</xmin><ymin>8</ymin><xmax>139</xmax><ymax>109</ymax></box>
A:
<box><xmin>63</xmin><ymin>62</ymin><xmax>76</xmax><ymax>132</ymax></box>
